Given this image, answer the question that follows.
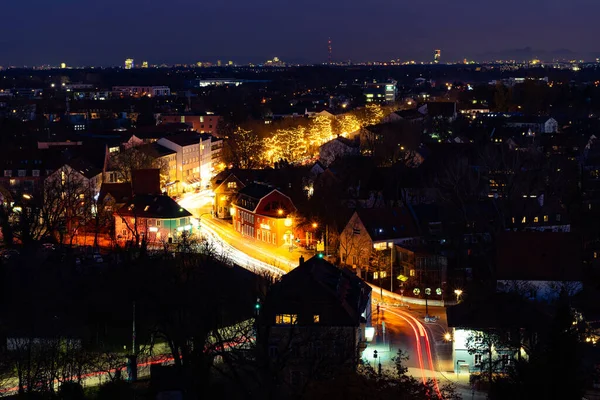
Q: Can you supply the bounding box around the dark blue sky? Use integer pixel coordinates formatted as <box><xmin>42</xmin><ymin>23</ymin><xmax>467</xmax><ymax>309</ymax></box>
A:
<box><xmin>1</xmin><ymin>0</ymin><xmax>599</xmax><ymax>66</ymax></box>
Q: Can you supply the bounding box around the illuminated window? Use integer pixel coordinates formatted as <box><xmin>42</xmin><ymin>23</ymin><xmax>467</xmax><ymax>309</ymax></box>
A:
<box><xmin>521</xmin><ymin>217</ymin><xmax>526</xmax><ymax>223</ymax></box>
<box><xmin>511</xmin><ymin>217</ymin><xmax>515</xmax><ymax>224</ymax></box>
<box><xmin>380</xmin><ymin>271</ymin><xmax>387</xmax><ymax>278</ymax></box>
<box><xmin>227</xmin><ymin>182</ymin><xmax>237</xmax><ymax>189</ymax></box>
<box><xmin>474</xmin><ymin>354</ymin><xmax>482</xmax><ymax>365</ymax></box>
<box><xmin>276</xmin><ymin>314</ymin><xmax>297</xmax><ymax>325</ymax></box>
<box><xmin>410</xmin><ymin>269</ymin><xmax>415</xmax><ymax>277</ymax></box>
<box><xmin>543</xmin><ymin>215</ymin><xmax>549</xmax><ymax>222</ymax></box>
<box><xmin>373</xmin><ymin>272</ymin><xmax>378</xmax><ymax>280</ymax></box>
<box><xmin>533</xmin><ymin>216</ymin><xmax>539</xmax><ymax>223</ymax></box>
<box><xmin>313</xmin><ymin>315</ymin><xmax>320</xmax><ymax>323</ymax></box>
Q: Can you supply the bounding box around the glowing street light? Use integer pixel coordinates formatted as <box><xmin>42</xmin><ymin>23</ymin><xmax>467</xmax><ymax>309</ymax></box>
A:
<box><xmin>22</xmin><ymin>194</ymin><xmax>32</xmax><ymax>200</ymax></box>
<box><xmin>312</xmin><ymin>222</ymin><xmax>318</xmax><ymax>229</ymax></box>
<box><xmin>444</xmin><ymin>332</ymin><xmax>452</xmax><ymax>342</ymax></box>
<box><xmin>454</xmin><ymin>289</ymin><xmax>463</xmax><ymax>303</ymax></box>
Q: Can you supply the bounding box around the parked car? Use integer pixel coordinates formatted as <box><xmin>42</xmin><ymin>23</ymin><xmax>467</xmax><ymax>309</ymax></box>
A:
<box><xmin>42</xmin><ymin>243</ymin><xmax>55</xmax><ymax>251</ymax></box>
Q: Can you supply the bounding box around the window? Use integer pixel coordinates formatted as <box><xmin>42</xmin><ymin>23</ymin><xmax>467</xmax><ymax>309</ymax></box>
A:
<box><xmin>543</xmin><ymin>215</ymin><xmax>549</xmax><ymax>222</ymax></box>
<box><xmin>276</xmin><ymin>314</ymin><xmax>297</xmax><ymax>325</ymax></box>
<box><xmin>32</xmin><ymin>170</ymin><xmax>40</xmax><ymax>177</ymax></box>
<box><xmin>410</xmin><ymin>269</ymin><xmax>415</xmax><ymax>277</ymax></box>
<box><xmin>4</xmin><ymin>170</ymin><xmax>11</xmax><ymax>177</ymax></box>
<box><xmin>533</xmin><ymin>216</ymin><xmax>539</xmax><ymax>223</ymax></box>
<box><xmin>501</xmin><ymin>354</ymin><xmax>510</xmax><ymax>367</ymax></box>
<box><xmin>156</xmin><ymin>220</ymin><xmax>161</xmax><ymax>227</ymax></box>
<box><xmin>556</xmin><ymin>214</ymin><xmax>561</xmax><ymax>222</ymax></box>
<box><xmin>521</xmin><ymin>217</ymin><xmax>526</xmax><ymax>223</ymax></box>
<box><xmin>474</xmin><ymin>354</ymin><xmax>482</xmax><ymax>365</ymax></box>
<box><xmin>511</xmin><ymin>217</ymin><xmax>515</xmax><ymax>224</ymax></box>
<box><xmin>18</xmin><ymin>170</ymin><xmax>25</xmax><ymax>177</ymax></box>
<box><xmin>313</xmin><ymin>315</ymin><xmax>320</xmax><ymax>323</ymax></box>
<box><xmin>227</xmin><ymin>181</ymin><xmax>237</xmax><ymax>189</ymax></box>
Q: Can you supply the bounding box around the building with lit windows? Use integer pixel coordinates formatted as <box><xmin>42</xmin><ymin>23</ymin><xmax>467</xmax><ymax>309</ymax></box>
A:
<box><xmin>112</xmin><ymin>86</ymin><xmax>170</xmax><ymax>97</ymax></box>
<box><xmin>114</xmin><ymin>194</ymin><xmax>193</xmax><ymax>244</ymax></box>
<box><xmin>157</xmin><ymin>134</ymin><xmax>201</xmax><ymax>191</ymax></box>
<box><xmin>434</xmin><ymin>49</ymin><xmax>441</xmax><ymax>63</ymax></box>
<box><xmin>124</xmin><ymin>58</ymin><xmax>134</xmax><ymax>69</ymax></box>
<box><xmin>259</xmin><ymin>256</ymin><xmax>372</xmax><ymax>393</ymax></box>
<box><xmin>363</xmin><ymin>80</ymin><xmax>397</xmax><ymax>103</ymax></box>
<box><xmin>231</xmin><ymin>183</ymin><xmax>297</xmax><ymax>247</ymax></box>
<box><xmin>159</xmin><ymin>114</ymin><xmax>222</xmax><ymax>135</ymax></box>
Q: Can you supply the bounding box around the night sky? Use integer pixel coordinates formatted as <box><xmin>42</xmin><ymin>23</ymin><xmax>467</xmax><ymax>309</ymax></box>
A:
<box><xmin>2</xmin><ymin>0</ymin><xmax>599</xmax><ymax>66</ymax></box>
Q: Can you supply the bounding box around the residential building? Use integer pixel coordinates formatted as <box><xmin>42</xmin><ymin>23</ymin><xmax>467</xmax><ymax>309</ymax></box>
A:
<box><xmin>505</xmin><ymin>116</ymin><xmax>558</xmax><ymax>134</ymax></box>
<box><xmin>447</xmin><ymin>293</ymin><xmax>550</xmax><ymax>376</ymax></box>
<box><xmin>114</xmin><ymin>194</ymin><xmax>193</xmax><ymax>244</ymax></box>
<box><xmin>200</xmin><ymin>134</ymin><xmax>223</xmax><ymax>187</ymax></box>
<box><xmin>160</xmin><ymin>114</ymin><xmax>223</xmax><ymax>136</ymax></box>
<box><xmin>339</xmin><ymin>208</ymin><xmax>420</xmax><ymax>272</ymax></box>
<box><xmin>138</xmin><ymin>143</ymin><xmax>178</xmax><ymax>194</ymax></box>
<box><xmin>231</xmin><ymin>183</ymin><xmax>297</xmax><ymax>247</ymax></box>
<box><xmin>44</xmin><ymin>160</ymin><xmax>103</xmax><ymax>200</ymax></box>
<box><xmin>259</xmin><ymin>256</ymin><xmax>372</xmax><ymax>392</ymax></box>
<box><xmin>318</xmin><ymin>136</ymin><xmax>360</xmax><ymax>166</ymax></box>
<box><xmin>212</xmin><ymin>173</ymin><xmax>245</xmax><ymax>219</ymax></box>
<box><xmin>112</xmin><ymin>86</ymin><xmax>171</xmax><ymax>97</ymax></box>
<box><xmin>418</xmin><ymin>102</ymin><xmax>458</xmax><ymax>121</ymax></box>
<box><xmin>394</xmin><ymin>244</ymin><xmax>448</xmax><ymax>288</ymax></box>
<box><xmin>157</xmin><ymin>134</ymin><xmax>201</xmax><ymax>191</ymax></box>
<box><xmin>98</xmin><ymin>182</ymin><xmax>132</xmax><ymax>212</ymax></box>
<box><xmin>363</xmin><ymin>80</ymin><xmax>397</xmax><ymax>103</ymax></box>
<box><xmin>495</xmin><ymin>232</ymin><xmax>583</xmax><ymax>302</ymax></box>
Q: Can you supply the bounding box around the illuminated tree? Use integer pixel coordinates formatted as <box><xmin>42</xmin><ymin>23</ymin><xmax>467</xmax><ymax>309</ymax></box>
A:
<box><xmin>357</xmin><ymin>103</ymin><xmax>385</xmax><ymax>127</ymax></box>
<box><xmin>307</xmin><ymin>115</ymin><xmax>333</xmax><ymax>148</ymax></box>
<box><xmin>264</xmin><ymin>126</ymin><xmax>308</xmax><ymax>164</ymax></box>
<box><xmin>222</xmin><ymin>127</ymin><xmax>264</xmax><ymax>169</ymax></box>
<box><xmin>333</xmin><ymin>114</ymin><xmax>361</xmax><ymax>136</ymax></box>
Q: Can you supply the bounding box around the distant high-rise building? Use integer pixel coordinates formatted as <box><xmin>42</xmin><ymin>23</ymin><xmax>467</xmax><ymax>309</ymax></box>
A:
<box><xmin>217</xmin><ymin>60</ymin><xmax>222</xmax><ymax>67</ymax></box>
<box><xmin>228</xmin><ymin>60</ymin><xmax>233</xmax><ymax>66</ymax></box>
<box><xmin>328</xmin><ymin>37</ymin><xmax>332</xmax><ymax>64</ymax></box>
<box><xmin>60</xmin><ymin>62</ymin><xmax>67</xmax><ymax>69</ymax></box>
<box><xmin>142</xmin><ymin>61</ymin><xmax>148</xmax><ymax>68</ymax></box>
<box><xmin>125</xmin><ymin>58</ymin><xmax>134</xmax><ymax>69</ymax></box>
<box><xmin>434</xmin><ymin>50</ymin><xmax>441</xmax><ymax>64</ymax></box>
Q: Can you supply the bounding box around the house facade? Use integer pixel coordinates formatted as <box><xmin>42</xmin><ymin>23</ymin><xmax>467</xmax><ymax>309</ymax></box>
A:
<box><xmin>231</xmin><ymin>183</ymin><xmax>297</xmax><ymax>247</ymax></box>
<box><xmin>259</xmin><ymin>256</ymin><xmax>372</xmax><ymax>392</ymax></box>
<box><xmin>339</xmin><ymin>208</ymin><xmax>420</xmax><ymax>274</ymax></box>
<box><xmin>114</xmin><ymin>194</ymin><xmax>193</xmax><ymax>244</ymax></box>
<box><xmin>318</xmin><ymin>136</ymin><xmax>360</xmax><ymax>166</ymax></box>
<box><xmin>157</xmin><ymin>134</ymin><xmax>201</xmax><ymax>192</ymax></box>
<box><xmin>212</xmin><ymin>173</ymin><xmax>245</xmax><ymax>219</ymax></box>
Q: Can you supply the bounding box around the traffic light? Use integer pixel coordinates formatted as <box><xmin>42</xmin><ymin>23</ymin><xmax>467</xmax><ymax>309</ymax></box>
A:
<box><xmin>318</xmin><ymin>253</ymin><xmax>324</xmax><ymax>259</ymax></box>
<box><xmin>255</xmin><ymin>298</ymin><xmax>261</xmax><ymax>311</ymax></box>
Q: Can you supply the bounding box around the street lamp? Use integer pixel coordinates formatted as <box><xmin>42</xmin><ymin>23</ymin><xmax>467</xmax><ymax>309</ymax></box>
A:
<box><xmin>454</xmin><ymin>289</ymin><xmax>463</xmax><ymax>303</ymax></box>
<box><xmin>22</xmin><ymin>194</ymin><xmax>32</xmax><ymax>200</ymax></box>
<box><xmin>424</xmin><ymin>288</ymin><xmax>431</xmax><ymax>317</ymax></box>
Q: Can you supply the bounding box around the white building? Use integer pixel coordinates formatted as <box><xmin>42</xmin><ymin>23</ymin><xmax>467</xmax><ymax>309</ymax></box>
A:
<box><xmin>158</xmin><ymin>134</ymin><xmax>201</xmax><ymax>191</ymax></box>
<box><xmin>199</xmin><ymin>134</ymin><xmax>223</xmax><ymax>187</ymax></box>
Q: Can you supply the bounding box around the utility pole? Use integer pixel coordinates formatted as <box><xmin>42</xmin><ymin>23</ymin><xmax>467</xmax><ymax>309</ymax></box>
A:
<box><xmin>390</xmin><ymin>245</ymin><xmax>393</xmax><ymax>293</ymax></box>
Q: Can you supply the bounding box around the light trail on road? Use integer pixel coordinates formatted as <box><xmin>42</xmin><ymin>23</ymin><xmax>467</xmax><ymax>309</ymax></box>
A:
<box><xmin>385</xmin><ymin>307</ymin><xmax>442</xmax><ymax>398</ymax></box>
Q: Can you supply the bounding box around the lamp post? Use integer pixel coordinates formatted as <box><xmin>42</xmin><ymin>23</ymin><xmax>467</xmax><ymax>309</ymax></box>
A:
<box><xmin>454</xmin><ymin>289</ymin><xmax>463</xmax><ymax>303</ymax></box>
<box><xmin>424</xmin><ymin>288</ymin><xmax>431</xmax><ymax>317</ymax></box>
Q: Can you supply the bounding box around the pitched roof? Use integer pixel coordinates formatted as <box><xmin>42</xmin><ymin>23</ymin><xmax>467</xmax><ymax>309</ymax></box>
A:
<box><xmin>425</xmin><ymin>101</ymin><xmax>457</xmax><ymax>118</ymax></box>
<box><xmin>237</xmin><ymin>182</ymin><xmax>275</xmax><ymax>200</ymax></box>
<box><xmin>68</xmin><ymin>157</ymin><xmax>103</xmax><ymax>179</ymax></box>
<box><xmin>117</xmin><ymin>194</ymin><xmax>192</xmax><ymax>219</ymax></box>
<box><xmin>265</xmin><ymin>256</ymin><xmax>371</xmax><ymax>326</ymax></box>
<box><xmin>99</xmin><ymin>182</ymin><xmax>132</xmax><ymax>204</ymax></box>
<box><xmin>160</xmin><ymin>132</ymin><xmax>200</xmax><ymax>147</ymax></box>
<box><xmin>496</xmin><ymin>232</ymin><xmax>582</xmax><ymax>282</ymax></box>
<box><xmin>138</xmin><ymin>143</ymin><xmax>176</xmax><ymax>158</ymax></box>
<box><xmin>446</xmin><ymin>292</ymin><xmax>551</xmax><ymax>330</ymax></box>
<box><xmin>356</xmin><ymin>207</ymin><xmax>419</xmax><ymax>241</ymax></box>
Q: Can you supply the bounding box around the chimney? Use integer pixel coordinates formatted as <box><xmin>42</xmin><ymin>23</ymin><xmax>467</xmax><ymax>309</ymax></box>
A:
<box><xmin>299</xmin><ymin>255</ymin><xmax>305</xmax><ymax>266</ymax></box>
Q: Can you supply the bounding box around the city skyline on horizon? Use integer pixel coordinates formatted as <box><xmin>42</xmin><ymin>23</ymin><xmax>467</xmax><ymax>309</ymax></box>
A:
<box><xmin>2</xmin><ymin>0</ymin><xmax>600</xmax><ymax>66</ymax></box>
